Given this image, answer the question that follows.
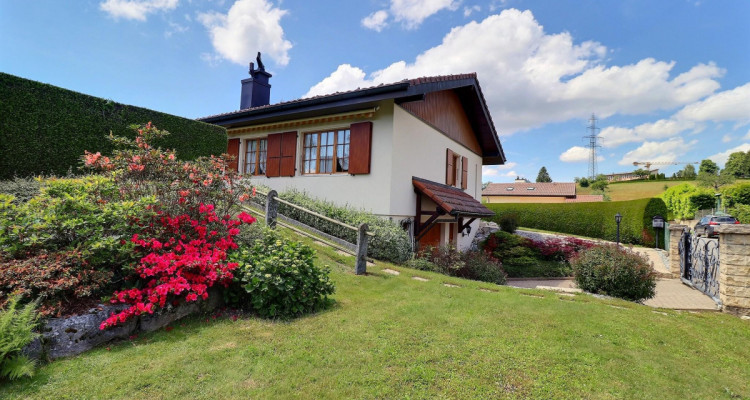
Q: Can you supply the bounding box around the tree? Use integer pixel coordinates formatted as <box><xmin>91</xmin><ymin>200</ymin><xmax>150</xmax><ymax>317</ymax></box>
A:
<box><xmin>591</xmin><ymin>179</ymin><xmax>609</xmax><ymax>192</ymax></box>
<box><xmin>723</xmin><ymin>151</ymin><xmax>749</xmax><ymax>178</ymax></box>
<box><xmin>698</xmin><ymin>159</ymin><xmax>719</xmax><ymax>176</ymax></box>
<box><xmin>681</xmin><ymin>164</ymin><xmax>696</xmax><ymax>179</ymax></box>
<box><xmin>697</xmin><ymin>170</ymin><xmax>735</xmax><ymax>191</ymax></box>
<box><xmin>633</xmin><ymin>168</ymin><xmax>650</xmax><ymax>179</ymax></box>
<box><xmin>536</xmin><ymin>166</ymin><xmax>552</xmax><ymax>182</ymax></box>
<box><xmin>579</xmin><ymin>177</ymin><xmax>590</xmax><ymax>188</ymax></box>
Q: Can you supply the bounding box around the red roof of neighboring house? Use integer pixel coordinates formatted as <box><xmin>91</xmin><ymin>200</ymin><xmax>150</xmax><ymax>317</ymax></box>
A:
<box><xmin>564</xmin><ymin>195</ymin><xmax>604</xmax><ymax>203</ymax></box>
<box><xmin>482</xmin><ymin>182</ymin><xmax>576</xmax><ymax>197</ymax></box>
<box><xmin>413</xmin><ymin>177</ymin><xmax>494</xmax><ymax>217</ymax></box>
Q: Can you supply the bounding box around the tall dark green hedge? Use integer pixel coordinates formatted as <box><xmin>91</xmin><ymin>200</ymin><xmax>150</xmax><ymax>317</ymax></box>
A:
<box><xmin>485</xmin><ymin>198</ymin><xmax>668</xmax><ymax>248</ymax></box>
<box><xmin>0</xmin><ymin>73</ymin><xmax>227</xmax><ymax>179</ymax></box>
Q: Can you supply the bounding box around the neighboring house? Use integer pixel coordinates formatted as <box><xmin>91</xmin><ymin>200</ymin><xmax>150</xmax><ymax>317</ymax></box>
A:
<box><xmin>604</xmin><ymin>169</ymin><xmax>659</xmax><ymax>182</ymax></box>
<box><xmin>482</xmin><ymin>182</ymin><xmax>603</xmax><ymax>203</ymax></box>
<box><xmin>199</xmin><ymin>59</ymin><xmax>505</xmax><ymax>251</ymax></box>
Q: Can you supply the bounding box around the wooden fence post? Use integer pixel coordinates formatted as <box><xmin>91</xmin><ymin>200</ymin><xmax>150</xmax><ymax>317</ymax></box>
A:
<box><xmin>355</xmin><ymin>223</ymin><xmax>369</xmax><ymax>275</ymax></box>
<box><xmin>265</xmin><ymin>190</ymin><xmax>278</xmax><ymax>229</ymax></box>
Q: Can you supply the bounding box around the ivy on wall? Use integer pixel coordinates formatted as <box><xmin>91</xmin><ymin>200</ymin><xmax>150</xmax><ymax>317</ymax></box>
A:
<box><xmin>0</xmin><ymin>73</ymin><xmax>226</xmax><ymax>179</ymax></box>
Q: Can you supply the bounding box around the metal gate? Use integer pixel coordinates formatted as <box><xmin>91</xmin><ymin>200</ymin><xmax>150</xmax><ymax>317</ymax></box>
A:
<box><xmin>679</xmin><ymin>229</ymin><xmax>720</xmax><ymax>303</ymax></box>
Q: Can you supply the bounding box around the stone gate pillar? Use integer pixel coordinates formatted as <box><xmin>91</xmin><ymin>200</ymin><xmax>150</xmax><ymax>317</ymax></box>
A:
<box><xmin>716</xmin><ymin>225</ymin><xmax>750</xmax><ymax>317</ymax></box>
<box><xmin>668</xmin><ymin>224</ymin><xmax>686</xmax><ymax>278</ymax></box>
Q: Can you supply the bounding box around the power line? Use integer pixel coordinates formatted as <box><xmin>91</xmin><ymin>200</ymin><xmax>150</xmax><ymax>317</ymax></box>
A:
<box><xmin>583</xmin><ymin>114</ymin><xmax>601</xmax><ymax>180</ymax></box>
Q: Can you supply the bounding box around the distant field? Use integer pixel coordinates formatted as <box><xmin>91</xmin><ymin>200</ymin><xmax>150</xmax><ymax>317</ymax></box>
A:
<box><xmin>576</xmin><ymin>180</ymin><xmax>692</xmax><ymax>201</ymax></box>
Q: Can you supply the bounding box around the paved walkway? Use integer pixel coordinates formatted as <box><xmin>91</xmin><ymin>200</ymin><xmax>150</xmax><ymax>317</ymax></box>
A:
<box><xmin>507</xmin><ymin>277</ymin><xmax>719</xmax><ymax>310</ymax></box>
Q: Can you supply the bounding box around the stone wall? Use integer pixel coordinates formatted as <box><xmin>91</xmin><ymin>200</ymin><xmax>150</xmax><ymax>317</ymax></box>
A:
<box><xmin>23</xmin><ymin>288</ymin><xmax>223</xmax><ymax>361</ymax></box>
<box><xmin>716</xmin><ymin>225</ymin><xmax>750</xmax><ymax>317</ymax></box>
<box><xmin>668</xmin><ymin>225</ymin><xmax>686</xmax><ymax>278</ymax></box>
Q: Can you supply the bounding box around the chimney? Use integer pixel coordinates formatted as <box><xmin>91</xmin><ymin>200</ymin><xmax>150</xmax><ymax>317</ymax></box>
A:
<box><xmin>240</xmin><ymin>52</ymin><xmax>272</xmax><ymax>109</ymax></box>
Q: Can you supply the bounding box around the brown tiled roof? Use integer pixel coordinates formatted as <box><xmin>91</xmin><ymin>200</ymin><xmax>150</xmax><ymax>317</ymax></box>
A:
<box><xmin>564</xmin><ymin>195</ymin><xmax>604</xmax><ymax>203</ymax></box>
<box><xmin>413</xmin><ymin>177</ymin><xmax>494</xmax><ymax>217</ymax></box>
<box><xmin>482</xmin><ymin>182</ymin><xmax>576</xmax><ymax>197</ymax></box>
<box><xmin>199</xmin><ymin>73</ymin><xmax>479</xmax><ymax>120</ymax></box>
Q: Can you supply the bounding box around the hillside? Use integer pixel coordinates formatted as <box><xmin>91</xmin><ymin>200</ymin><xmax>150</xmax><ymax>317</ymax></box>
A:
<box><xmin>577</xmin><ymin>179</ymin><xmax>750</xmax><ymax>201</ymax></box>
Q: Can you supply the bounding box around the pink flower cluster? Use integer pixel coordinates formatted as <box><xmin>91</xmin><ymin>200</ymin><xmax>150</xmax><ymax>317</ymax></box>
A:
<box><xmin>99</xmin><ymin>207</ymin><xmax>257</xmax><ymax>330</ymax></box>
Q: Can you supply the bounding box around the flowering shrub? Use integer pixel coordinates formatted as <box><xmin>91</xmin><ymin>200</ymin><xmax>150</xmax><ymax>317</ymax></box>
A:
<box><xmin>525</xmin><ymin>236</ymin><xmax>596</xmax><ymax>263</ymax></box>
<box><xmin>571</xmin><ymin>244</ymin><xmax>656</xmax><ymax>302</ymax></box>
<box><xmin>78</xmin><ymin>123</ymin><xmax>256</xmax><ymax>329</ymax></box>
<box><xmin>227</xmin><ymin>228</ymin><xmax>335</xmax><ymax>319</ymax></box>
<box><xmin>410</xmin><ymin>246</ymin><xmax>506</xmax><ymax>285</ymax></box>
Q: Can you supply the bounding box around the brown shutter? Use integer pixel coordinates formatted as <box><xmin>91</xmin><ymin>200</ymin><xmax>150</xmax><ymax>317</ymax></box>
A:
<box><xmin>349</xmin><ymin>122</ymin><xmax>372</xmax><ymax>175</ymax></box>
<box><xmin>266</xmin><ymin>133</ymin><xmax>282</xmax><ymax>177</ymax></box>
<box><xmin>280</xmin><ymin>131</ymin><xmax>297</xmax><ymax>177</ymax></box>
<box><xmin>446</xmin><ymin>148</ymin><xmax>455</xmax><ymax>186</ymax></box>
<box><xmin>227</xmin><ymin>138</ymin><xmax>240</xmax><ymax>172</ymax></box>
<box><xmin>461</xmin><ymin>156</ymin><xmax>468</xmax><ymax>190</ymax></box>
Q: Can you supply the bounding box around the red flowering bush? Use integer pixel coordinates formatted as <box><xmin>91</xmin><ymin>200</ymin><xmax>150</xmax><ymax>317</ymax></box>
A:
<box><xmin>525</xmin><ymin>236</ymin><xmax>596</xmax><ymax>263</ymax></box>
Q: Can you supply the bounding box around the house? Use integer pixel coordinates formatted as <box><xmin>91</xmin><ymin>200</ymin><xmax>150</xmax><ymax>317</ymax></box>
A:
<box><xmin>482</xmin><ymin>182</ymin><xmax>603</xmax><ymax>203</ymax></box>
<box><xmin>199</xmin><ymin>56</ymin><xmax>505</xmax><ymax>251</ymax></box>
<box><xmin>604</xmin><ymin>169</ymin><xmax>659</xmax><ymax>182</ymax></box>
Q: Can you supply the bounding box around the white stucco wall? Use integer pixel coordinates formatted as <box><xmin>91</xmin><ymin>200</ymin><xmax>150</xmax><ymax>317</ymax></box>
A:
<box><xmin>233</xmin><ymin>101</ymin><xmax>395</xmax><ymax>216</ymax></box>
<box><xmin>390</xmin><ymin>105</ymin><xmax>484</xmax><ymax>250</ymax></box>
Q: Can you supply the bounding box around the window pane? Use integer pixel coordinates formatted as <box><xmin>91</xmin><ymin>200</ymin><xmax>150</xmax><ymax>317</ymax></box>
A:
<box><xmin>305</xmin><ymin>134</ymin><xmax>311</xmax><ymax>146</ymax></box>
<box><xmin>310</xmin><ymin>134</ymin><xmax>317</xmax><ymax>147</ymax></box>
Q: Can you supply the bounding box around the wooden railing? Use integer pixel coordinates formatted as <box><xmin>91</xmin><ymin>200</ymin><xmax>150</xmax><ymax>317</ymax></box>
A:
<box><xmin>252</xmin><ymin>189</ymin><xmax>372</xmax><ymax>275</ymax></box>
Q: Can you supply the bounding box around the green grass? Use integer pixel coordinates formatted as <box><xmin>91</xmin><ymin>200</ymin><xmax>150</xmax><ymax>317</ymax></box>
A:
<box><xmin>2</xmin><ymin>229</ymin><xmax>750</xmax><ymax>399</ymax></box>
<box><xmin>578</xmin><ymin>179</ymin><xmax>750</xmax><ymax>201</ymax></box>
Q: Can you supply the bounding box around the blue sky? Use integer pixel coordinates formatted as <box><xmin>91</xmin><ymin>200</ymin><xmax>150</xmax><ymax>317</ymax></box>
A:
<box><xmin>2</xmin><ymin>0</ymin><xmax>749</xmax><ymax>182</ymax></box>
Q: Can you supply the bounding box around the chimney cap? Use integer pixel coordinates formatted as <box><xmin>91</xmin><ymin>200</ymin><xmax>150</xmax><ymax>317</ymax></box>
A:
<box><xmin>249</xmin><ymin>52</ymin><xmax>266</xmax><ymax>75</ymax></box>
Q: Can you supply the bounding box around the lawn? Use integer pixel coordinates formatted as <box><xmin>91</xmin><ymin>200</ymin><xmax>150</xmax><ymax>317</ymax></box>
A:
<box><xmin>3</xmin><ymin>229</ymin><xmax>749</xmax><ymax>399</ymax></box>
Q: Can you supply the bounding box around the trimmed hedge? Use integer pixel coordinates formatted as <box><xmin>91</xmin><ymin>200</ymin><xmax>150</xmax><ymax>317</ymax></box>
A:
<box><xmin>485</xmin><ymin>198</ymin><xmax>668</xmax><ymax>248</ymax></box>
<box><xmin>0</xmin><ymin>73</ymin><xmax>227</xmax><ymax>179</ymax></box>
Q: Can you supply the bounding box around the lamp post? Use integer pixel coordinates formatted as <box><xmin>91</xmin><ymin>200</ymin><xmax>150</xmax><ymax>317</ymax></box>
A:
<box><xmin>615</xmin><ymin>213</ymin><xmax>622</xmax><ymax>245</ymax></box>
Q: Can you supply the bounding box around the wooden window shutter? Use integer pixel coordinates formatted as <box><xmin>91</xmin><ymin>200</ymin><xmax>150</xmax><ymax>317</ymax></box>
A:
<box><xmin>349</xmin><ymin>122</ymin><xmax>372</xmax><ymax>175</ymax></box>
<box><xmin>266</xmin><ymin>133</ymin><xmax>282</xmax><ymax>177</ymax></box>
<box><xmin>461</xmin><ymin>156</ymin><xmax>468</xmax><ymax>190</ymax></box>
<box><xmin>280</xmin><ymin>131</ymin><xmax>297</xmax><ymax>177</ymax></box>
<box><xmin>227</xmin><ymin>138</ymin><xmax>240</xmax><ymax>172</ymax></box>
<box><xmin>446</xmin><ymin>148</ymin><xmax>455</xmax><ymax>186</ymax></box>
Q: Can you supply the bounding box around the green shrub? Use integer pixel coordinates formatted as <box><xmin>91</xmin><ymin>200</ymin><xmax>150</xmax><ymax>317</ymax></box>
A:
<box><xmin>257</xmin><ymin>188</ymin><xmax>412</xmax><ymax>264</ymax></box>
<box><xmin>485</xmin><ymin>197</ymin><xmax>668</xmax><ymax>247</ymax></box>
<box><xmin>571</xmin><ymin>245</ymin><xmax>656</xmax><ymax>302</ymax></box>
<box><xmin>661</xmin><ymin>183</ymin><xmax>713</xmax><ymax>220</ymax></box>
<box><xmin>728</xmin><ymin>204</ymin><xmax>750</xmax><ymax>224</ymax></box>
<box><xmin>0</xmin><ymin>177</ymin><xmax>40</xmax><ymax>204</ymax></box>
<box><xmin>0</xmin><ymin>296</ymin><xmax>39</xmax><ymax>381</ymax></box>
<box><xmin>228</xmin><ymin>229</ymin><xmax>335</xmax><ymax>319</ymax></box>
<box><xmin>0</xmin><ymin>72</ymin><xmax>227</xmax><ymax>179</ymax></box>
<box><xmin>498</xmin><ymin>213</ymin><xmax>518</xmax><ymax>233</ymax></box>
<box><xmin>413</xmin><ymin>246</ymin><xmax>506</xmax><ymax>285</ymax></box>
<box><xmin>721</xmin><ymin>183</ymin><xmax>750</xmax><ymax>207</ymax></box>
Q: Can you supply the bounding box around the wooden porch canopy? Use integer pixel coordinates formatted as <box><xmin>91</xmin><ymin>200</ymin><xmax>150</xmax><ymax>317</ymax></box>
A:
<box><xmin>413</xmin><ymin>177</ymin><xmax>494</xmax><ymax>241</ymax></box>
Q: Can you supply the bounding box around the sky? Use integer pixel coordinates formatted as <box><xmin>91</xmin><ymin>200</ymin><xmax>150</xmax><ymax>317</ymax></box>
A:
<box><xmin>2</xmin><ymin>0</ymin><xmax>749</xmax><ymax>183</ymax></box>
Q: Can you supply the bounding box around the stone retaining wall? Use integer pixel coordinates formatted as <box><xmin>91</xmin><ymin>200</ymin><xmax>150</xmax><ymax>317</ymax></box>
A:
<box><xmin>23</xmin><ymin>288</ymin><xmax>222</xmax><ymax>361</ymax></box>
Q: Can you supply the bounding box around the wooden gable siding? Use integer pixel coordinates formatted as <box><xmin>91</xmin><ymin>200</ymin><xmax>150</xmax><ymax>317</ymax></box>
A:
<box><xmin>400</xmin><ymin>90</ymin><xmax>482</xmax><ymax>155</ymax></box>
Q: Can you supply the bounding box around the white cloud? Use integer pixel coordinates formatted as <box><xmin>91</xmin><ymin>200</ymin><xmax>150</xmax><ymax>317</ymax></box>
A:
<box><xmin>598</xmin><ymin>119</ymin><xmax>696</xmax><ymax>148</ymax></box>
<box><xmin>618</xmin><ymin>137</ymin><xmax>697</xmax><ymax>166</ymax></box>
<box><xmin>391</xmin><ymin>0</ymin><xmax>460</xmax><ymax>29</ymax></box>
<box><xmin>722</xmin><ymin>134</ymin><xmax>733</xmax><ymax>143</ymax></box>
<box><xmin>198</xmin><ymin>0</ymin><xmax>292</xmax><ymax>66</ymax></box>
<box><xmin>675</xmin><ymin>82</ymin><xmax>750</xmax><ymax>124</ymax></box>
<box><xmin>464</xmin><ymin>5</ymin><xmax>480</xmax><ymax>17</ymax></box>
<box><xmin>482</xmin><ymin>165</ymin><xmax>517</xmax><ymax>180</ymax></box>
<box><xmin>559</xmin><ymin>146</ymin><xmax>604</xmax><ymax>163</ymax></box>
<box><xmin>164</xmin><ymin>20</ymin><xmax>188</xmax><ymax>37</ymax></box>
<box><xmin>100</xmin><ymin>0</ymin><xmax>178</xmax><ymax>21</ymax></box>
<box><xmin>744</xmin><ymin>129</ymin><xmax>750</xmax><ymax>140</ymax></box>
<box><xmin>306</xmin><ymin>9</ymin><xmax>722</xmax><ymax>134</ymax></box>
<box><xmin>708</xmin><ymin>143</ymin><xmax>750</xmax><ymax>166</ymax></box>
<box><xmin>362</xmin><ymin>10</ymin><xmax>389</xmax><ymax>32</ymax></box>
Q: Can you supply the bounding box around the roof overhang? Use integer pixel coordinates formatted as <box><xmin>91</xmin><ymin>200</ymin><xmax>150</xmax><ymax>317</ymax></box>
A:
<box><xmin>413</xmin><ymin>177</ymin><xmax>494</xmax><ymax>218</ymax></box>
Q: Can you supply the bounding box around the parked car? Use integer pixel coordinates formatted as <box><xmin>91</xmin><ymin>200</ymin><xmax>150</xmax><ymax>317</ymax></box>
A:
<box><xmin>694</xmin><ymin>214</ymin><xmax>739</xmax><ymax>238</ymax></box>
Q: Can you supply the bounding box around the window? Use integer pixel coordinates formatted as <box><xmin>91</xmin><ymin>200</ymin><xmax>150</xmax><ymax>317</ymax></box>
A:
<box><xmin>303</xmin><ymin>129</ymin><xmax>350</xmax><ymax>174</ymax></box>
<box><xmin>446</xmin><ymin>149</ymin><xmax>468</xmax><ymax>190</ymax></box>
<box><xmin>244</xmin><ymin>138</ymin><xmax>267</xmax><ymax>175</ymax></box>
